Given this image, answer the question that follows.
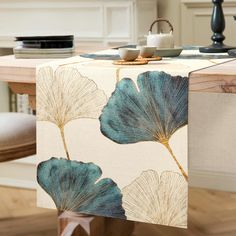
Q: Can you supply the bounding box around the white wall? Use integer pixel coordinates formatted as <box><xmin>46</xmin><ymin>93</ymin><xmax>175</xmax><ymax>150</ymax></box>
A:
<box><xmin>0</xmin><ymin>82</ymin><xmax>9</xmax><ymax>112</ymax></box>
<box><xmin>158</xmin><ymin>0</ymin><xmax>181</xmax><ymax>45</ymax></box>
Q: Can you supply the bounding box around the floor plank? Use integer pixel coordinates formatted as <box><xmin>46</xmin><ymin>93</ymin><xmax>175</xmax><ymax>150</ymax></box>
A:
<box><xmin>0</xmin><ymin>186</ymin><xmax>236</xmax><ymax>235</ymax></box>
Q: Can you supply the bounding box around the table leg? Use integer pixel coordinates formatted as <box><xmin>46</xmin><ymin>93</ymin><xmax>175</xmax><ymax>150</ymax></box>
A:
<box><xmin>58</xmin><ymin>213</ymin><xmax>136</xmax><ymax>236</ymax></box>
<box><xmin>104</xmin><ymin>218</ymin><xmax>135</xmax><ymax>236</ymax></box>
<box><xmin>29</xmin><ymin>95</ymin><xmax>36</xmax><ymax>110</ymax></box>
<box><xmin>58</xmin><ymin>213</ymin><xmax>105</xmax><ymax>236</ymax></box>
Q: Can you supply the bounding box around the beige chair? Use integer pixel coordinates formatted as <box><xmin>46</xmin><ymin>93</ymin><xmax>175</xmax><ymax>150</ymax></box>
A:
<box><xmin>0</xmin><ymin>112</ymin><xmax>36</xmax><ymax>162</ymax></box>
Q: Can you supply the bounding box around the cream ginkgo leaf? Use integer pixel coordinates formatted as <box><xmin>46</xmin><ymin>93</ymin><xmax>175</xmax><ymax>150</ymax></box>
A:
<box><xmin>37</xmin><ymin>66</ymin><xmax>107</xmax><ymax>159</ymax></box>
<box><xmin>37</xmin><ymin>66</ymin><xmax>107</xmax><ymax>126</ymax></box>
<box><xmin>122</xmin><ymin>170</ymin><xmax>187</xmax><ymax>228</ymax></box>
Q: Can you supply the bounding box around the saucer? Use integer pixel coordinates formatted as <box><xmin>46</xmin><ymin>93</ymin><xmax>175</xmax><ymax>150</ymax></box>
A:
<box><xmin>154</xmin><ymin>47</ymin><xmax>183</xmax><ymax>57</ymax></box>
<box><xmin>137</xmin><ymin>56</ymin><xmax>162</xmax><ymax>61</ymax></box>
<box><xmin>113</xmin><ymin>59</ymin><xmax>148</xmax><ymax>65</ymax></box>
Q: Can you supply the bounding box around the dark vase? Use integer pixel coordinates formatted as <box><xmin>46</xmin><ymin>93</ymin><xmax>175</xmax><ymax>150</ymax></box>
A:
<box><xmin>199</xmin><ymin>0</ymin><xmax>235</xmax><ymax>53</ymax></box>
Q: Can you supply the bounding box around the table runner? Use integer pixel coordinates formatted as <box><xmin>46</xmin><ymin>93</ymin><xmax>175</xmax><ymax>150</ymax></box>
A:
<box><xmin>36</xmin><ymin>49</ymin><xmax>230</xmax><ymax>229</ymax></box>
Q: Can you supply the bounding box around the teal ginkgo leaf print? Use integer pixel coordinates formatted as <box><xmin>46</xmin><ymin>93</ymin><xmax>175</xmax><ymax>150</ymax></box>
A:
<box><xmin>37</xmin><ymin>157</ymin><xmax>126</xmax><ymax>219</ymax></box>
<box><xmin>100</xmin><ymin>71</ymin><xmax>188</xmax><ymax>181</ymax></box>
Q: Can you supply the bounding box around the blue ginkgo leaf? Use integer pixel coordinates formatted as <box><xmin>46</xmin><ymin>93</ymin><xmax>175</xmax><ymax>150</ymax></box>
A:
<box><xmin>99</xmin><ymin>71</ymin><xmax>189</xmax><ymax>181</ymax></box>
<box><xmin>37</xmin><ymin>157</ymin><xmax>126</xmax><ymax>219</ymax></box>
<box><xmin>100</xmin><ymin>71</ymin><xmax>188</xmax><ymax>145</ymax></box>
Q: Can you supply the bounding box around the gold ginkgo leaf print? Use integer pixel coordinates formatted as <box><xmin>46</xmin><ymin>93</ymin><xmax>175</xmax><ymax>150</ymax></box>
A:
<box><xmin>37</xmin><ymin>66</ymin><xmax>107</xmax><ymax>159</ymax></box>
<box><xmin>122</xmin><ymin>170</ymin><xmax>187</xmax><ymax>228</ymax></box>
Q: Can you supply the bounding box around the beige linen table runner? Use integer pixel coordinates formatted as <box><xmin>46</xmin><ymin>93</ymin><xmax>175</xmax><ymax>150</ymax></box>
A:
<box><xmin>36</xmin><ymin>49</ymin><xmax>231</xmax><ymax>229</ymax></box>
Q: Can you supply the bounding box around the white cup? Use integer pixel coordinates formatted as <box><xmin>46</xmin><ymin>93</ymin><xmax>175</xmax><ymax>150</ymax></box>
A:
<box><xmin>118</xmin><ymin>48</ymin><xmax>140</xmax><ymax>61</ymax></box>
<box><xmin>138</xmin><ymin>46</ymin><xmax>156</xmax><ymax>58</ymax></box>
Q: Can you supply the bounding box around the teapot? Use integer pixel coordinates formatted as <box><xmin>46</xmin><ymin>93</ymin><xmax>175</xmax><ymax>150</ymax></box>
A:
<box><xmin>147</xmin><ymin>18</ymin><xmax>174</xmax><ymax>48</ymax></box>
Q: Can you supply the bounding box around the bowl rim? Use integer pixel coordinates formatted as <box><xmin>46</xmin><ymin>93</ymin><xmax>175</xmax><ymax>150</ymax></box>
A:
<box><xmin>119</xmin><ymin>48</ymin><xmax>140</xmax><ymax>51</ymax></box>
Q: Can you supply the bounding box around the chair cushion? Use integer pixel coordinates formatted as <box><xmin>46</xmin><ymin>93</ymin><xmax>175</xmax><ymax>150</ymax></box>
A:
<box><xmin>0</xmin><ymin>113</ymin><xmax>36</xmax><ymax>162</ymax></box>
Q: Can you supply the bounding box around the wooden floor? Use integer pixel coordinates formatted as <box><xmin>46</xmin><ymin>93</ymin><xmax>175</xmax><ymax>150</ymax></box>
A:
<box><xmin>0</xmin><ymin>186</ymin><xmax>236</xmax><ymax>236</ymax></box>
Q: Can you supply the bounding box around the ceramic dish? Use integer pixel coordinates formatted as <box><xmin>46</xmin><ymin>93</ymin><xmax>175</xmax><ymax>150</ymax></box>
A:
<box><xmin>137</xmin><ymin>46</ymin><xmax>156</xmax><ymax>58</ymax></box>
<box><xmin>118</xmin><ymin>48</ymin><xmax>140</xmax><ymax>61</ymax></box>
<box><xmin>228</xmin><ymin>49</ymin><xmax>236</xmax><ymax>57</ymax></box>
<box><xmin>154</xmin><ymin>47</ymin><xmax>183</xmax><ymax>57</ymax></box>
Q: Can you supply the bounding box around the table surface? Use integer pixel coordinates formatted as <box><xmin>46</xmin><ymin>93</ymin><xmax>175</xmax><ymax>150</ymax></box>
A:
<box><xmin>0</xmin><ymin>44</ymin><xmax>108</xmax><ymax>83</ymax></box>
<box><xmin>0</xmin><ymin>51</ymin><xmax>235</xmax><ymax>92</ymax></box>
<box><xmin>189</xmin><ymin>59</ymin><xmax>236</xmax><ymax>93</ymax></box>
<box><xmin>1</xmin><ymin>51</ymin><xmax>235</xmax><ymax>235</ymax></box>
<box><xmin>0</xmin><ymin>55</ymin><xmax>50</xmax><ymax>83</ymax></box>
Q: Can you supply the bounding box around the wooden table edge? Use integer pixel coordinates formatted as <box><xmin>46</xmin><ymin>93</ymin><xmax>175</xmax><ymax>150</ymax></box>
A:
<box><xmin>189</xmin><ymin>59</ymin><xmax>236</xmax><ymax>94</ymax></box>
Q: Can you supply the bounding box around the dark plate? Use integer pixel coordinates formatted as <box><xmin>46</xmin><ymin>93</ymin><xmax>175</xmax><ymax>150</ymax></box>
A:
<box><xmin>21</xmin><ymin>40</ymin><xmax>74</xmax><ymax>49</ymax></box>
<box><xmin>15</xmin><ymin>35</ymin><xmax>74</xmax><ymax>41</ymax></box>
<box><xmin>228</xmin><ymin>49</ymin><xmax>236</xmax><ymax>57</ymax></box>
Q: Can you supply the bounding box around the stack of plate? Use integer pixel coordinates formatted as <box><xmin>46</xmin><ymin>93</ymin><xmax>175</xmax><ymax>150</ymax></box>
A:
<box><xmin>14</xmin><ymin>35</ymin><xmax>75</xmax><ymax>59</ymax></box>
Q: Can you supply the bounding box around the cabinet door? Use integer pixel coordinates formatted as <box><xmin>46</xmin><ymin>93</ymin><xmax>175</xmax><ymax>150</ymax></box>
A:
<box><xmin>104</xmin><ymin>1</ymin><xmax>132</xmax><ymax>42</ymax></box>
<box><xmin>0</xmin><ymin>1</ymin><xmax>104</xmax><ymax>42</ymax></box>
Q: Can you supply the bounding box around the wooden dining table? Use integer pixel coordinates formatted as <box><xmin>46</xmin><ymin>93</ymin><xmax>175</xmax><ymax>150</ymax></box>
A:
<box><xmin>0</xmin><ymin>55</ymin><xmax>51</xmax><ymax>110</ymax></box>
<box><xmin>0</xmin><ymin>55</ymin><xmax>235</xmax><ymax>111</ymax></box>
<box><xmin>0</xmin><ymin>51</ymin><xmax>236</xmax><ymax>236</ymax></box>
<box><xmin>0</xmin><ymin>44</ymin><xmax>110</xmax><ymax>110</ymax></box>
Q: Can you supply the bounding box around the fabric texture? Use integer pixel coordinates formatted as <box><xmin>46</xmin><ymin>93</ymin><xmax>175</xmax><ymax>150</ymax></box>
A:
<box><xmin>36</xmin><ymin>49</ymin><xmax>230</xmax><ymax>228</ymax></box>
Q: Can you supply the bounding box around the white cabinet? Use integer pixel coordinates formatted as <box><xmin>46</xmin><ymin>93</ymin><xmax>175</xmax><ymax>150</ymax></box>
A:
<box><xmin>0</xmin><ymin>0</ymin><xmax>158</xmax><ymax>47</ymax></box>
<box><xmin>181</xmin><ymin>0</ymin><xmax>236</xmax><ymax>46</ymax></box>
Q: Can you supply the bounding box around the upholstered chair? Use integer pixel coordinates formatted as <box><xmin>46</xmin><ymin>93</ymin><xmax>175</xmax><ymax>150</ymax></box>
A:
<box><xmin>0</xmin><ymin>112</ymin><xmax>36</xmax><ymax>162</ymax></box>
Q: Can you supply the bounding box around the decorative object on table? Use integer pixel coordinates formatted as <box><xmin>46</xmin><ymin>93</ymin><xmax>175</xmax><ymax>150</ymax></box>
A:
<box><xmin>36</xmin><ymin>51</ymin><xmax>189</xmax><ymax>231</ymax></box>
<box><xmin>81</xmin><ymin>51</ymin><xmax>162</xmax><ymax>62</ymax></box>
<box><xmin>112</xmin><ymin>59</ymin><xmax>148</xmax><ymax>65</ymax></box>
<box><xmin>118</xmin><ymin>48</ymin><xmax>140</xmax><ymax>61</ymax></box>
<box><xmin>228</xmin><ymin>16</ymin><xmax>236</xmax><ymax>57</ymax></box>
<box><xmin>228</xmin><ymin>50</ymin><xmax>236</xmax><ymax>57</ymax></box>
<box><xmin>114</xmin><ymin>47</ymin><xmax>162</xmax><ymax>65</ymax></box>
<box><xmin>199</xmin><ymin>0</ymin><xmax>235</xmax><ymax>53</ymax></box>
<box><xmin>137</xmin><ymin>55</ymin><xmax>162</xmax><ymax>62</ymax></box>
<box><xmin>14</xmin><ymin>35</ymin><xmax>75</xmax><ymax>59</ymax></box>
<box><xmin>147</xmin><ymin>18</ymin><xmax>174</xmax><ymax>48</ymax></box>
<box><xmin>15</xmin><ymin>35</ymin><xmax>74</xmax><ymax>48</ymax></box>
<box><xmin>81</xmin><ymin>54</ymin><xmax>121</xmax><ymax>60</ymax></box>
<box><xmin>138</xmin><ymin>46</ymin><xmax>156</xmax><ymax>58</ymax></box>
<box><xmin>154</xmin><ymin>47</ymin><xmax>183</xmax><ymax>57</ymax></box>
